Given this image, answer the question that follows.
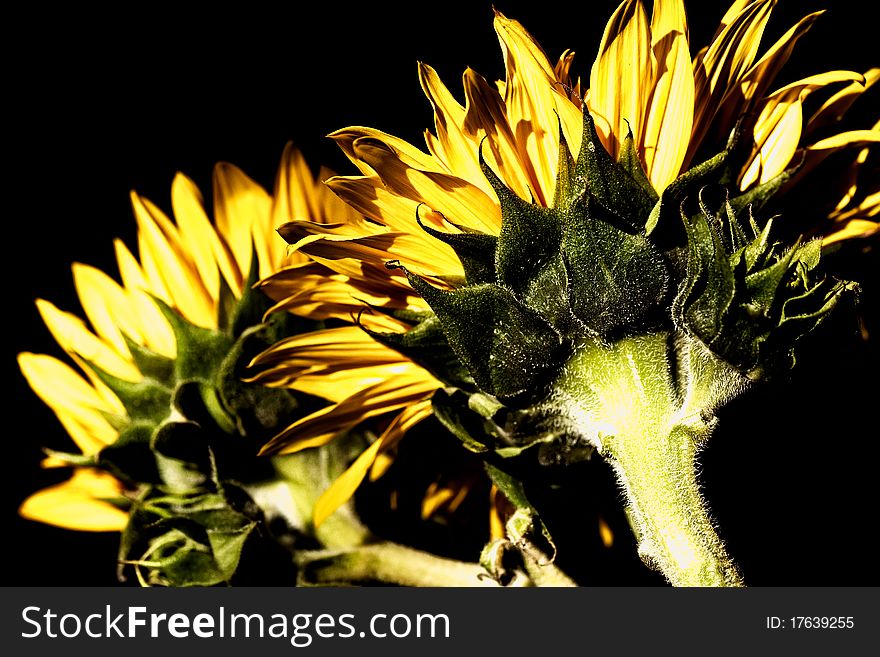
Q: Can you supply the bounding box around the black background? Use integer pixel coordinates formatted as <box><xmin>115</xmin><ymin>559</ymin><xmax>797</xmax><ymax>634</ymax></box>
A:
<box><xmin>4</xmin><ymin>0</ymin><xmax>878</xmax><ymax>585</ymax></box>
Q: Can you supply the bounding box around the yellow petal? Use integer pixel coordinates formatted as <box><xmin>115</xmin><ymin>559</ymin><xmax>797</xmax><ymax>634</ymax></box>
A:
<box><xmin>589</xmin><ymin>0</ymin><xmax>653</xmax><ymax>160</ymax></box>
<box><xmin>324</xmin><ymin>175</ymin><xmax>470</xmax><ymax>272</ymax></box>
<box><xmin>257</xmin><ymin>263</ymin><xmax>419</xmax><ymax>332</ymax></box>
<box><xmin>36</xmin><ymin>299</ymin><xmax>140</xmax><ymax>383</ymax></box>
<box><xmin>259</xmin><ymin>373</ymin><xmax>438</xmax><ymax>456</ymax></box>
<box><xmin>422</xmin><ymin>480</ymin><xmax>470</xmax><ymax>520</ymax></box>
<box><xmin>19</xmin><ymin>469</ymin><xmax>128</xmax><ymax>531</ymax></box>
<box><xmin>313</xmin><ymin>400</ymin><xmax>433</xmax><ymax>527</ymax></box>
<box><xmin>419</xmin><ymin>62</ymin><xmax>487</xmax><ymax>188</ymax></box>
<box><xmin>739</xmin><ymin>70</ymin><xmax>865</xmax><ymax>189</ymax></box>
<box><xmin>72</xmin><ymin>263</ymin><xmax>138</xmax><ymax>359</ymax></box>
<box><xmin>494</xmin><ymin>10</ymin><xmax>581</xmax><ymax>204</ymax></box>
<box><xmin>822</xmin><ymin>219</ymin><xmax>879</xmax><ymax>245</ymax></box>
<box><xmin>736</xmin><ymin>11</ymin><xmax>823</xmax><ymax>112</ymax></box>
<box><xmin>643</xmin><ymin>0</ymin><xmax>694</xmax><ymax>190</ymax></box>
<box><xmin>809</xmin><ymin>68</ymin><xmax>880</xmax><ymax>131</ymax></box>
<box><xmin>349</xmin><ymin>135</ymin><xmax>502</xmax><ymax>235</ymax></box>
<box><xmin>690</xmin><ymin>0</ymin><xmax>775</xmax><ymax>163</ymax></box>
<box><xmin>213</xmin><ymin>162</ymin><xmax>272</xmax><ymax>283</ymax></box>
<box><xmin>18</xmin><ymin>353</ymin><xmax>119</xmax><ymax>454</ymax></box>
<box><xmin>249</xmin><ymin>326</ymin><xmax>426</xmax><ymax>402</ymax></box>
<box><xmin>331</xmin><ymin>126</ymin><xmax>447</xmax><ymax>176</ymax></box>
<box><xmin>171</xmin><ymin>173</ymin><xmax>223</xmax><ymax>302</ymax></box>
<box><xmin>132</xmin><ymin>191</ymin><xmax>215</xmax><ymax>328</ymax></box>
<box><xmin>461</xmin><ymin>68</ymin><xmax>535</xmax><ymax>201</ymax></box>
<box><xmin>113</xmin><ymin>240</ymin><xmax>176</xmax><ymax>357</ymax></box>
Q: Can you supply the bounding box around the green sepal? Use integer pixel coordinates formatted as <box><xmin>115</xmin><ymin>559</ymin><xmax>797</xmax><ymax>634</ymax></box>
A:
<box><xmin>402</xmin><ymin>272</ymin><xmax>562</xmax><ymax>400</ymax></box>
<box><xmin>272</xmin><ymin>434</ymin><xmax>372</xmax><ymax>549</ymax></box>
<box><xmin>152</xmin><ymin>297</ymin><xmax>234</xmax><ymax>381</ymax></box>
<box><xmin>484</xmin><ymin>462</ymin><xmax>534</xmax><ymax>512</ymax></box>
<box><xmin>215</xmin><ymin>325</ymin><xmax>303</xmax><ymax>440</ymax></box>
<box><xmin>98</xmin><ymin>421</ymin><xmax>161</xmax><ymax>484</ymax></box>
<box><xmin>728</xmin><ymin>157</ymin><xmax>802</xmax><ymax>217</ymax></box>
<box><xmin>86</xmin><ymin>365</ymin><xmax>172</xmax><ymax>425</ymax></box>
<box><xmin>122</xmin><ymin>335</ymin><xmax>174</xmax><ymax>386</ymax></box>
<box><xmin>431</xmin><ymin>388</ymin><xmax>492</xmax><ymax>454</ymax></box>
<box><xmin>415</xmin><ymin>208</ymin><xmax>497</xmax><ymax>285</ymax></box>
<box><xmin>563</xmin><ymin>196</ymin><xmax>669</xmax><ymax>336</ymax></box>
<box><xmin>675</xmin><ymin>202</ymin><xmax>856</xmax><ymax>377</ymax></box>
<box><xmin>41</xmin><ymin>448</ymin><xmax>96</xmax><ymax>467</ymax></box>
<box><xmin>646</xmin><ymin>147</ymin><xmax>728</xmax><ymax>235</ymax></box>
<box><xmin>216</xmin><ymin>273</ymin><xmax>239</xmax><ymax>336</ymax></box>
<box><xmin>552</xmin><ymin>122</ymin><xmax>577</xmax><ymax>210</ymax></box>
<box><xmin>617</xmin><ymin>126</ymin><xmax>659</xmax><ymax>204</ymax></box>
<box><xmin>672</xmin><ymin>203</ymin><xmax>735</xmax><ymax>343</ymax></box>
<box><xmin>570</xmin><ymin>111</ymin><xmax>656</xmax><ymax>226</ymax></box>
<box><xmin>364</xmin><ymin>314</ymin><xmax>474</xmax><ymax>389</ymax></box>
<box><xmin>229</xmin><ymin>246</ymin><xmax>270</xmax><ymax>339</ymax></box>
<box><xmin>151</xmin><ymin>421</ymin><xmax>212</xmax><ymax>468</ymax></box>
<box><xmin>482</xmin><ymin>150</ymin><xmax>562</xmax><ymax>288</ymax></box>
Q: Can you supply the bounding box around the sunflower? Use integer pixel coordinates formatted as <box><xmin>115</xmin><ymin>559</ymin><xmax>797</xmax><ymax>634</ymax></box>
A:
<box><xmin>253</xmin><ymin>0</ymin><xmax>877</xmax><ymax>527</ymax></box>
<box><xmin>18</xmin><ymin>143</ymin><xmax>357</xmax><ymax>531</ymax></box>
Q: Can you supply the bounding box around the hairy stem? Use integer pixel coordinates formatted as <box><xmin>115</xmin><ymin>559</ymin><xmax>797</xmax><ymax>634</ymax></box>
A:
<box><xmin>296</xmin><ymin>541</ymin><xmax>498</xmax><ymax>587</ymax></box>
<box><xmin>553</xmin><ymin>332</ymin><xmax>743</xmax><ymax>586</ymax></box>
<box><xmin>609</xmin><ymin>425</ymin><xmax>742</xmax><ymax>586</ymax></box>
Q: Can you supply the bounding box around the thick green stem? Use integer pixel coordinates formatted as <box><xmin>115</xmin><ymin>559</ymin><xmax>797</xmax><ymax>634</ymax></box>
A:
<box><xmin>297</xmin><ymin>541</ymin><xmax>498</xmax><ymax>587</ymax></box>
<box><xmin>553</xmin><ymin>332</ymin><xmax>743</xmax><ymax>587</ymax></box>
<box><xmin>609</xmin><ymin>425</ymin><xmax>742</xmax><ymax>586</ymax></box>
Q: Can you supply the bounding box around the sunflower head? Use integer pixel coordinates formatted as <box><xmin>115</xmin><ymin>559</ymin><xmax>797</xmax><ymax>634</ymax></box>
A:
<box><xmin>372</xmin><ymin>106</ymin><xmax>855</xmax><ymax>471</ymax></box>
<box><xmin>17</xmin><ymin>146</ymin><xmax>349</xmax><ymax>585</ymax></box>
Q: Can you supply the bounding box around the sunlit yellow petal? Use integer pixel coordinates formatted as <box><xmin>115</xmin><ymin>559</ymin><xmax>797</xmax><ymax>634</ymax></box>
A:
<box><xmin>18</xmin><ymin>353</ymin><xmax>119</xmax><ymax>454</ymax></box>
<box><xmin>171</xmin><ymin>173</ymin><xmax>223</xmax><ymax>302</ymax></box>
<box><xmin>213</xmin><ymin>162</ymin><xmax>272</xmax><ymax>282</ymax></box>
<box><xmin>690</xmin><ymin>0</ymin><xmax>775</xmax><ymax>164</ymax></box>
<box><xmin>259</xmin><ymin>373</ymin><xmax>438</xmax><ymax>456</ymax></box>
<box><xmin>131</xmin><ymin>191</ymin><xmax>216</xmax><ymax>328</ymax></box>
<box><xmin>19</xmin><ymin>469</ymin><xmax>128</xmax><ymax>531</ymax></box>
<box><xmin>494</xmin><ymin>10</ymin><xmax>581</xmax><ymax>204</ymax></box>
<box><xmin>589</xmin><ymin>0</ymin><xmax>653</xmax><ymax>160</ymax></box>
<box><xmin>739</xmin><ymin>70</ymin><xmax>865</xmax><ymax>189</ymax></box>
<box><xmin>643</xmin><ymin>0</ymin><xmax>694</xmax><ymax>190</ymax></box>
<box><xmin>72</xmin><ymin>262</ymin><xmax>138</xmax><ymax>360</ymax></box>
<box><xmin>36</xmin><ymin>299</ymin><xmax>140</xmax><ymax>382</ymax></box>
<box><xmin>809</xmin><ymin>68</ymin><xmax>880</xmax><ymax>131</ymax></box>
<box><xmin>314</xmin><ymin>400</ymin><xmax>433</xmax><ymax>527</ymax></box>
